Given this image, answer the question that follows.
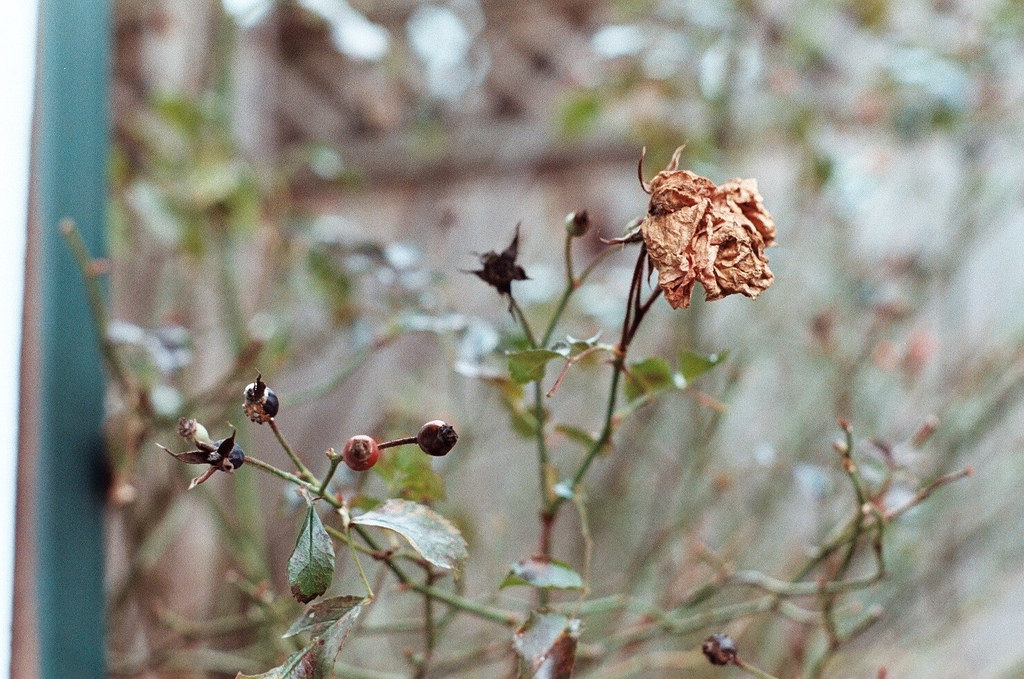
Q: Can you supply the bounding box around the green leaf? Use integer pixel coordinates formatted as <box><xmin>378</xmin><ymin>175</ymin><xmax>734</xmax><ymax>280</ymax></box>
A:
<box><xmin>352</xmin><ymin>499</ymin><xmax>468</xmax><ymax>573</ymax></box>
<box><xmin>559</xmin><ymin>90</ymin><xmax>602</xmax><ymax>138</ymax></box>
<box><xmin>507</xmin><ymin>349</ymin><xmax>563</xmax><ymax>384</ymax></box>
<box><xmin>501</xmin><ymin>556</ymin><xmax>584</xmax><ymax>590</ymax></box>
<box><xmin>554</xmin><ymin>424</ymin><xmax>597</xmax><ymax>448</ymax></box>
<box><xmin>549</xmin><ymin>333</ymin><xmax>604</xmax><ymax>357</ymax></box>
<box><xmin>283</xmin><ymin>595</ymin><xmax>366</xmax><ymax>638</ymax></box>
<box><xmin>678</xmin><ymin>350</ymin><xmax>728</xmax><ymax>382</ymax></box>
<box><xmin>486</xmin><ymin>376</ymin><xmax>539</xmax><ymax>438</ymax></box>
<box><xmin>373</xmin><ymin>444</ymin><xmax>446</xmax><ymax>504</ymax></box>
<box><xmin>624</xmin><ymin>357</ymin><xmax>674</xmax><ymax>401</ymax></box>
<box><xmin>288</xmin><ymin>504</ymin><xmax>335</xmax><ymax>603</ymax></box>
<box><xmin>513</xmin><ymin>612</ymin><xmax>581</xmax><ymax>679</ymax></box>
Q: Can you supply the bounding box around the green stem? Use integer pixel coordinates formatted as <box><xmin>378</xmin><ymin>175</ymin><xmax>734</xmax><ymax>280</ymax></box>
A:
<box><xmin>508</xmin><ymin>297</ymin><xmax>537</xmax><ymax>348</ymax></box>
<box><xmin>351</xmin><ymin>525</ymin><xmax>519</xmax><ymax>627</ymax></box>
<box><xmin>347</xmin><ymin>526</ymin><xmax>375</xmax><ymax>599</ymax></box>
<box><xmin>539</xmin><ymin>235</ymin><xmax>576</xmax><ymax>347</ymax></box>
<box><xmin>325</xmin><ymin>525</ymin><xmax>382</xmax><ymax>558</ymax></box>
<box><xmin>242</xmin><ymin>455</ymin><xmax>315</xmax><ymax>490</ymax></box>
<box><xmin>569</xmin><ymin>358</ymin><xmax>624</xmax><ymax>492</ymax></box>
<box><xmin>268</xmin><ymin>418</ymin><xmax>316</xmax><ymax>482</ymax></box>
<box><xmin>318</xmin><ymin>450</ymin><xmax>342</xmax><ymax>496</ymax></box>
<box><xmin>534</xmin><ymin>379</ymin><xmax>551</xmax><ymax>508</ymax></box>
<box><xmin>735</xmin><ymin>658</ymin><xmax>781</xmax><ymax>679</ymax></box>
<box><xmin>421</xmin><ymin>570</ymin><xmax>437</xmax><ymax>675</ymax></box>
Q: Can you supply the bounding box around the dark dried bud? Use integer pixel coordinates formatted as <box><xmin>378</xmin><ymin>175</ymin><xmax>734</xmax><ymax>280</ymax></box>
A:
<box><xmin>565</xmin><ymin>210</ymin><xmax>590</xmax><ymax>237</ymax></box>
<box><xmin>416</xmin><ymin>420</ymin><xmax>458</xmax><ymax>457</ymax></box>
<box><xmin>244</xmin><ymin>372</ymin><xmax>279</xmax><ymax>424</ymax></box>
<box><xmin>159</xmin><ymin>424</ymin><xmax>244</xmax><ymax>489</ymax></box>
<box><xmin>343</xmin><ymin>435</ymin><xmax>380</xmax><ymax>472</ymax></box>
<box><xmin>467</xmin><ymin>224</ymin><xmax>529</xmax><ymax>304</ymax></box>
<box><xmin>701</xmin><ymin>634</ymin><xmax>737</xmax><ymax>666</ymax></box>
<box><xmin>215</xmin><ymin>435</ymin><xmax>246</xmax><ymax>472</ymax></box>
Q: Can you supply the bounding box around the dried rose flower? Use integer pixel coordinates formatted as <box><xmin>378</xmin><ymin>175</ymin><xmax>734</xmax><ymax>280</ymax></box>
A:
<box><xmin>639</xmin><ymin>146</ymin><xmax>776</xmax><ymax>309</ymax></box>
<box><xmin>467</xmin><ymin>224</ymin><xmax>529</xmax><ymax>308</ymax></box>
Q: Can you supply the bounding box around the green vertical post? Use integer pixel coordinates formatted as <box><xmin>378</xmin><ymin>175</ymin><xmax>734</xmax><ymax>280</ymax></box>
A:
<box><xmin>35</xmin><ymin>1</ymin><xmax>111</xmax><ymax>676</ymax></box>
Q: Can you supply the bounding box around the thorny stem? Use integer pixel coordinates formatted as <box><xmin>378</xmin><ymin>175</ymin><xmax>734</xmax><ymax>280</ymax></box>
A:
<box><xmin>268</xmin><ymin>418</ymin><xmax>316</xmax><ymax>482</ymax></box>
<box><xmin>527</xmin><ymin>236</ymin><xmax>631</xmax><ymax>562</ymax></box>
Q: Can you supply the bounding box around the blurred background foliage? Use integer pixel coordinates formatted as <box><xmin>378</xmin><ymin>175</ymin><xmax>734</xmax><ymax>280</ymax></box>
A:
<box><xmin>105</xmin><ymin>0</ymin><xmax>1024</xmax><ymax>677</ymax></box>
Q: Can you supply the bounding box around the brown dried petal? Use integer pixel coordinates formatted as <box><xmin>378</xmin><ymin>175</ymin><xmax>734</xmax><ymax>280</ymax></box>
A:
<box><xmin>639</xmin><ymin>151</ymin><xmax>775</xmax><ymax>309</ymax></box>
<box><xmin>692</xmin><ymin>202</ymin><xmax>774</xmax><ymax>302</ymax></box>
<box><xmin>715</xmin><ymin>178</ymin><xmax>776</xmax><ymax>247</ymax></box>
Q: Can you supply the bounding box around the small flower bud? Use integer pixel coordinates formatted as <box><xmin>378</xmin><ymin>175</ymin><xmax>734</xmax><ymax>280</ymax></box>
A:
<box><xmin>343</xmin><ymin>435</ymin><xmax>380</xmax><ymax>472</ymax></box>
<box><xmin>565</xmin><ymin>210</ymin><xmax>590</xmax><ymax>237</ymax></box>
<box><xmin>244</xmin><ymin>373</ymin><xmax>279</xmax><ymax>424</ymax></box>
<box><xmin>701</xmin><ymin>634</ymin><xmax>737</xmax><ymax>666</ymax></box>
<box><xmin>911</xmin><ymin>413</ymin><xmax>939</xmax><ymax>447</ymax></box>
<box><xmin>416</xmin><ymin>420</ymin><xmax>458</xmax><ymax>457</ymax></box>
<box><xmin>178</xmin><ymin>417</ymin><xmax>212</xmax><ymax>445</ymax></box>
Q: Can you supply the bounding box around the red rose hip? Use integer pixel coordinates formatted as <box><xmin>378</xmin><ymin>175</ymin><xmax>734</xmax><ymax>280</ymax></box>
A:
<box><xmin>343</xmin><ymin>435</ymin><xmax>379</xmax><ymax>471</ymax></box>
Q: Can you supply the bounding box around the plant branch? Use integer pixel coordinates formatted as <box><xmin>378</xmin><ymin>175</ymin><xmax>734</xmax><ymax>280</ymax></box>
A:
<box><xmin>269</xmin><ymin>418</ymin><xmax>316</xmax><ymax>482</ymax></box>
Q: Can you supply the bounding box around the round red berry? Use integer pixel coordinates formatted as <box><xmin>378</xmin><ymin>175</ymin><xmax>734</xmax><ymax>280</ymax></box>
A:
<box><xmin>343</xmin><ymin>435</ymin><xmax>379</xmax><ymax>471</ymax></box>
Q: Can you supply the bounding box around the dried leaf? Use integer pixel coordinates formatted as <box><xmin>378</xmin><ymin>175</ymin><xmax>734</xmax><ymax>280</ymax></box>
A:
<box><xmin>514</xmin><ymin>612</ymin><xmax>581</xmax><ymax>679</ymax></box>
<box><xmin>283</xmin><ymin>595</ymin><xmax>366</xmax><ymax>639</ymax></box>
<box><xmin>239</xmin><ymin>596</ymin><xmax>366</xmax><ymax>679</ymax></box>
<box><xmin>640</xmin><ymin>147</ymin><xmax>776</xmax><ymax>309</ymax></box>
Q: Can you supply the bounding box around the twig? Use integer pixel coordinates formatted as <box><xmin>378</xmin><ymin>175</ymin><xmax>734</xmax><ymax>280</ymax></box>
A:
<box><xmin>884</xmin><ymin>467</ymin><xmax>974</xmax><ymax>521</ymax></box>
<box><xmin>268</xmin><ymin>418</ymin><xmax>316</xmax><ymax>482</ymax></box>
